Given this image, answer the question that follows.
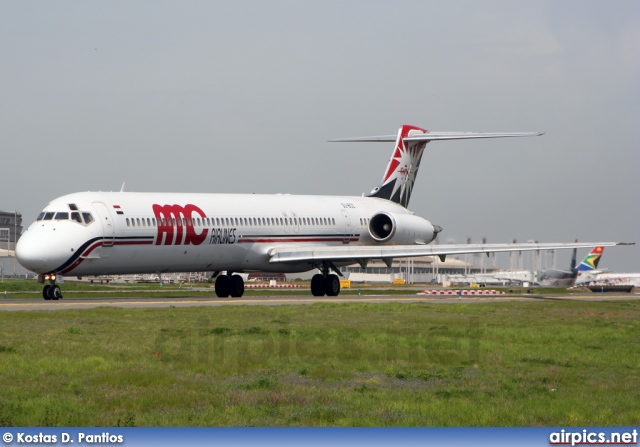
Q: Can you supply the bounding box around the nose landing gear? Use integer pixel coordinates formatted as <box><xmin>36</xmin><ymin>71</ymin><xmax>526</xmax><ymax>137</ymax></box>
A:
<box><xmin>41</xmin><ymin>277</ymin><xmax>63</xmax><ymax>301</ymax></box>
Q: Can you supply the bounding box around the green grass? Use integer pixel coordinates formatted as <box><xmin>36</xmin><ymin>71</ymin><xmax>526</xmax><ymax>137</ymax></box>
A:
<box><xmin>0</xmin><ymin>300</ymin><xmax>638</xmax><ymax>426</ymax></box>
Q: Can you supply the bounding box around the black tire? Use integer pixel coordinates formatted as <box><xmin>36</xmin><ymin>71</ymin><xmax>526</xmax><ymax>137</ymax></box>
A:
<box><xmin>311</xmin><ymin>274</ymin><xmax>325</xmax><ymax>296</ymax></box>
<box><xmin>230</xmin><ymin>274</ymin><xmax>244</xmax><ymax>298</ymax></box>
<box><xmin>43</xmin><ymin>285</ymin><xmax>51</xmax><ymax>300</ymax></box>
<box><xmin>215</xmin><ymin>275</ymin><xmax>230</xmax><ymax>298</ymax></box>
<box><xmin>50</xmin><ymin>285</ymin><xmax>62</xmax><ymax>300</ymax></box>
<box><xmin>324</xmin><ymin>274</ymin><xmax>340</xmax><ymax>297</ymax></box>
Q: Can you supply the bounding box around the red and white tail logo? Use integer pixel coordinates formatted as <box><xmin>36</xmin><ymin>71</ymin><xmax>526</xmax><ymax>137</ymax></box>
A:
<box><xmin>369</xmin><ymin>124</ymin><xmax>429</xmax><ymax>207</ymax></box>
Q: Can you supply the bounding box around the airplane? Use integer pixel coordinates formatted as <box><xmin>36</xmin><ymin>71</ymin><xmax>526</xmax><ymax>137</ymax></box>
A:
<box><xmin>537</xmin><ymin>246</ymin><xmax>604</xmax><ymax>287</ymax></box>
<box><xmin>574</xmin><ymin>246</ymin><xmax>640</xmax><ymax>290</ymax></box>
<box><xmin>15</xmin><ymin>124</ymin><xmax>633</xmax><ymax>300</ymax></box>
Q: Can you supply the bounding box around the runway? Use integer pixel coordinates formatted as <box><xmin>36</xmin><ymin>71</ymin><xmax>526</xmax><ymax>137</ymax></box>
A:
<box><xmin>1</xmin><ymin>293</ymin><xmax>638</xmax><ymax>311</ymax></box>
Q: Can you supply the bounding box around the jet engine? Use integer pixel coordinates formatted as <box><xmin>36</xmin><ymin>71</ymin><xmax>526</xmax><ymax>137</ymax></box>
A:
<box><xmin>368</xmin><ymin>211</ymin><xmax>440</xmax><ymax>245</ymax></box>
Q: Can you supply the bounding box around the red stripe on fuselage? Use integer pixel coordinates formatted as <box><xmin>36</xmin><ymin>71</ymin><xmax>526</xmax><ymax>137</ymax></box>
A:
<box><xmin>60</xmin><ymin>240</ymin><xmax>104</xmax><ymax>275</ymax></box>
<box><xmin>114</xmin><ymin>240</ymin><xmax>154</xmax><ymax>246</ymax></box>
<box><xmin>238</xmin><ymin>237</ymin><xmax>359</xmax><ymax>243</ymax></box>
<box><xmin>59</xmin><ymin>239</ymin><xmax>154</xmax><ymax>275</ymax></box>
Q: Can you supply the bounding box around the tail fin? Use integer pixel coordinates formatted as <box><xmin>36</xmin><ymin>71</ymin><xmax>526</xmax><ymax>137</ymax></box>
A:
<box><xmin>329</xmin><ymin>125</ymin><xmax>543</xmax><ymax>208</ymax></box>
<box><xmin>569</xmin><ymin>247</ymin><xmax>578</xmax><ymax>273</ymax></box>
<box><xmin>577</xmin><ymin>246</ymin><xmax>605</xmax><ymax>272</ymax></box>
<box><xmin>369</xmin><ymin>124</ymin><xmax>429</xmax><ymax>207</ymax></box>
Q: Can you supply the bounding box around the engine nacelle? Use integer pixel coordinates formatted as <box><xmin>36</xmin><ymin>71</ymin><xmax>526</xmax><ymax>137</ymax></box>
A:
<box><xmin>369</xmin><ymin>211</ymin><xmax>438</xmax><ymax>245</ymax></box>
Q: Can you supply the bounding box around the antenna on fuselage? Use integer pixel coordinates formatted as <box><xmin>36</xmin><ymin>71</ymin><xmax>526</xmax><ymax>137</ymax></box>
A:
<box><xmin>120</xmin><ymin>182</ymin><xmax>126</xmax><ymax>192</ymax></box>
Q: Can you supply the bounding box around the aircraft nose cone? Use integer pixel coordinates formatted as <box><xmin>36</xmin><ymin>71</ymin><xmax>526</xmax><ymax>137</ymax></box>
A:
<box><xmin>16</xmin><ymin>234</ymin><xmax>48</xmax><ymax>272</ymax></box>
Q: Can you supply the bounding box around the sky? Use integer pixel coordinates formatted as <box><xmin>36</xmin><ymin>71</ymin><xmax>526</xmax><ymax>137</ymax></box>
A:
<box><xmin>1</xmin><ymin>1</ymin><xmax>638</xmax><ymax>272</ymax></box>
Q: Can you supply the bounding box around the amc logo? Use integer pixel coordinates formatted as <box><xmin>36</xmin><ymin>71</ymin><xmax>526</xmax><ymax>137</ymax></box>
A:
<box><xmin>152</xmin><ymin>204</ymin><xmax>208</xmax><ymax>246</ymax></box>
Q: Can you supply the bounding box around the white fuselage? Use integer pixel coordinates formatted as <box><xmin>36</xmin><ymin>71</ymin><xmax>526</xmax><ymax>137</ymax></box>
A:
<box><xmin>16</xmin><ymin>191</ymin><xmax>435</xmax><ymax>277</ymax></box>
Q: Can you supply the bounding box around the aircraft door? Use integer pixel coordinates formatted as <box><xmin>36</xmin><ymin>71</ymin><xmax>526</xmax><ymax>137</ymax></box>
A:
<box><xmin>93</xmin><ymin>202</ymin><xmax>115</xmax><ymax>248</ymax></box>
<box><xmin>282</xmin><ymin>212</ymin><xmax>291</xmax><ymax>234</ymax></box>
<box><xmin>341</xmin><ymin>210</ymin><xmax>352</xmax><ymax>244</ymax></box>
<box><xmin>292</xmin><ymin>212</ymin><xmax>300</xmax><ymax>234</ymax></box>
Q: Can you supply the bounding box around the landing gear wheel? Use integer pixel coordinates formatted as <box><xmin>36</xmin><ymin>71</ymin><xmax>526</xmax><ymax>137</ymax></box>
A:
<box><xmin>43</xmin><ymin>285</ymin><xmax>51</xmax><ymax>300</ymax></box>
<box><xmin>49</xmin><ymin>285</ymin><xmax>62</xmax><ymax>300</ymax></box>
<box><xmin>229</xmin><ymin>274</ymin><xmax>245</xmax><ymax>298</ymax></box>
<box><xmin>324</xmin><ymin>274</ymin><xmax>340</xmax><ymax>297</ymax></box>
<box><xmin>215</xmin><ymin>275</ymin><xmax>230</xmax><ymax>298</ymax></box>
<box><xmin>311</xmin><ymin>274</ymin><xmax>325</xmax><ymax>296</ymax></box>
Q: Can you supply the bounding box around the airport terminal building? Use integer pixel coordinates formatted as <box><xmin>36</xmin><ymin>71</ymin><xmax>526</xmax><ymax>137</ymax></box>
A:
<box><xmin>342</xmin><ymin>256</ymin><xmax>500</xmax><ymax>284</ymax></box>
<box><xmin>0</xmin><ymin>210</ymin><xmax>22</xmax><ymax>252</ymax></box>
<box><xmin>0</xmin><ymin>209</ymin><xmax>31</xmax><ymax>277</ymax></box>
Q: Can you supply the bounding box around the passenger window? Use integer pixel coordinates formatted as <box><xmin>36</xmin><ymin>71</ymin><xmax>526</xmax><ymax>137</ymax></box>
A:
<box><xmin>126</xmin><ymin>218</ymin><xmax>130</xmax><ymax>226</ymax></box>
<box><xmin>55</xmin><ymin>212</ymin><xmax>69</xmax><ymax>220</ymax></box>
<box><xmin>71</xmin><ymin>212</ymin><xmax>82</xmax><ymax>223</ymax></box>
<box><xmin>82</xmin><ymin>213</ymin><xmax>94</xmax><ymax>224</ymax></box>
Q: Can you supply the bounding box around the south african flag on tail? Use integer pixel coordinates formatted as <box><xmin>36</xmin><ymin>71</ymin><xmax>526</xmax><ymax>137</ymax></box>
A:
<box><xmin>577</xmin><ymin>246</ymin><xmax>604</xmax><ymax>272</ymax></box>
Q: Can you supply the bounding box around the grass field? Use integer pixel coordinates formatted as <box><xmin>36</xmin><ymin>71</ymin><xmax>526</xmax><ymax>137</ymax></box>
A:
<box><xmin>0</xmin><ymin>298</ymin><xmax>638</xmax><ymax>426</ymax></box>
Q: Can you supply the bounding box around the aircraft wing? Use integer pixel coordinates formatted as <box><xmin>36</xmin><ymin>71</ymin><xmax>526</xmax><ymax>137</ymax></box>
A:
<box><xmin>268</xmin><ymin>242</ymin><xmax>632</xmax><ymax>265</ymax></box>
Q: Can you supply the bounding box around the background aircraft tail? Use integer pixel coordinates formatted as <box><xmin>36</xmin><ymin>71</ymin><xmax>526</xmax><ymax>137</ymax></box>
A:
<box><xmin>577</xmin><ymin>246</ymin><xmax>605</xmax><ymax>272</ymax></box>
<box><xmin>569</xmin><ymin>247</ymin><xmax>578</xmax><ymax>273</ymax></box>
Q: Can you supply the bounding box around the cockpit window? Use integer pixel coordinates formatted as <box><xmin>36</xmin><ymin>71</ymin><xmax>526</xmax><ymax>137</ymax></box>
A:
<box><xmin>69</xmin><ymin>203</ymin><xmax>78</xmax><ymax>211</ymax></box>
<box><xmin>82</xmin><ymin>212</ymin><xmax>94</xmax><ymax>225</ymax></box>
<box><xmin>43</xmin><ymin>212</ymin><xmax>55</xmax><ymax>220</ymax></box>
<box><xmin>55</xmin><ymin>212</ymin><xmax>69</xmax><ymax>220</ymax></box>
<box><xmin>71</xmin><ymin>212</ymin><xmax>82</xmax><ymax>223</ymax></box>
<box><xmin>37</xmin><ymin>212</ymin><xmax>45</xmax><ymax>221</ymax></box>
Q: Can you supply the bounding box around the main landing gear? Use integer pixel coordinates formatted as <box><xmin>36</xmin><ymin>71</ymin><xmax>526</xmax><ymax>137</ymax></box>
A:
<box><xmin>40</xmin><ymin>274</ymin><xmax>63</xmax><ymax>300</ymax></box>
<box><xmin>310</xmin><ymin>262</ymin><xmax>342</xmax><ymax>297</ymax></box>
<box><xmin>214</xmin><ymin>272</ymin><xmax>245</xmax><ymax>298</ymax></box>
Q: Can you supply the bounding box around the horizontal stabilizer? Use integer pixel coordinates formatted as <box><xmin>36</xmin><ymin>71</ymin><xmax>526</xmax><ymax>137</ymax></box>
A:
<box><xmin>329</xmin><ymin>131</ymin><xmax>543</xmax><ymax>143</ymax></box>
